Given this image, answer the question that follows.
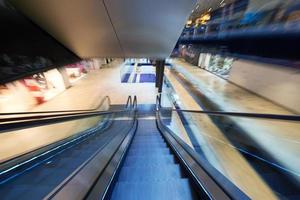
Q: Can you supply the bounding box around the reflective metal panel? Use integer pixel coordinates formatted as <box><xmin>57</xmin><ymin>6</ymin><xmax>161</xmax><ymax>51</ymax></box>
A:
<box><xmin>104</xmin><ymin>0</ymin><xmax>196</xmax><ymax>58</ymax></box>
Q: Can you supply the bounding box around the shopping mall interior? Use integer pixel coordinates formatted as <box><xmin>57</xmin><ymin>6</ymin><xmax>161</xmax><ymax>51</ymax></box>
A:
<box><xmin>0</xmin><ymin>0</ymin><xmax>300</xmax><ymax>199</ymax></box>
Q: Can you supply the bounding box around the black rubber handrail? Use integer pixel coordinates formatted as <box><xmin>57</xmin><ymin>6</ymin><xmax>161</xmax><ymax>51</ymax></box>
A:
<box><xmin>0</xmin><ymin>96</ymin><xmax>135</xmax><ymax>133</ymax></box>
<box><xmin>0</xmin><ymin>96</ymin><xmax>137</xmax><ymax>124</ymax></box>
<box><xmin>156</xmin><ymin>95</ymin><xmax>300</xmax><ymax>121</ymax></box>
<box><xmin>126</xmin><ymin>95</ymin><xmax>132</xmax><ymax>108</ymax></box>
<box><xmin>0</xmin><ymin>96</ymin><xmax>111</xmax><ymax>116</ymax></box>
<box><xmin>132</xmin><ymin>95</ymin><xmax>137</xmax><ymax>109</ymax></box>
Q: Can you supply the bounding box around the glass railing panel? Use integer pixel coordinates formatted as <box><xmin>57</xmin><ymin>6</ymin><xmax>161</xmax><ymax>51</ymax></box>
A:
<box><xmin>159</xmin><ymin>109</ymin><xmax>300</xmax><ymax>200</ymax></box>
<box><xmin>0</xmin><ymin>99</ymin><xmax>133</xmax><ymax>164</ymax></box>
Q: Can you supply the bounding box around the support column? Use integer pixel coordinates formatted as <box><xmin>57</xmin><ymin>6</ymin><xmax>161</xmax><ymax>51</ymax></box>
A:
<box><xmin>155</xmin><ymin>59</ymin><xmax>165</xmax><ymax>93</ymax></box>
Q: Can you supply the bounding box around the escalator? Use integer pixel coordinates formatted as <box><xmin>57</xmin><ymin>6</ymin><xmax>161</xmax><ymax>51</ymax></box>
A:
<box><xmin>0</xmin><ymin>97</ymin><xmax>249</xmax><ymax>200</ymax></box>
<box><xmin>109</xmin><ymin>106</ymin><xmax>198</xmax><ymax>200</ymax></box>
<box><xmin>0</xmin><ymin>97</ymin><xmax>135</xmax><ymax>199</ymax></box>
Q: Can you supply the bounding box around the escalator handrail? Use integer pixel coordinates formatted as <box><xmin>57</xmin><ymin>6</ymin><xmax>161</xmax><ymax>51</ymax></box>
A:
<box><xmin>126</xmin><ymin>95</ymin><xmax>132</xmax><ymax>108</ymax></box>
<box><xmin>156</xmin><ymin>95</ymin><xmax>300</xmax><ymax>121</ymax></box>
<box><xmin>0</xmin><ymin>96</ymin><xmax>135</xmax><ymax>133</ymax></box>
<box><xmin>45</xmin><ymin>97</ymin><xmax>138</xmax><ymax>200</ymax></box>
<box><xmin>0</xmin><ymin>96</ymin><xmax>111</xmax><ymax>116</ymax></box>
<box><xmin>133</xmin><ymin>95</ymin><xmax>137</xmax><ymax>109</ymax></box>
<box><xmin>0</xmin><ymin>96</ymin><xmax>137</xmax><ymax>183</ymax></box>
<box><xmin>0</xmin><ymin>96</ymin><xmax>138</xmax><ymax>124</ymax></box>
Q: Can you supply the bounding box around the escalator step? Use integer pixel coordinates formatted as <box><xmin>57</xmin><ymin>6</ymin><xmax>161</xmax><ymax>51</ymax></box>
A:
<box><xmin>134</xmin><ymin>134</ymin><xmax>161</xmax><ymax>137</ymax></box>
<box><xmin>111</xmin><ymin>179</ymin><xmax>194</xmax><ymax>200</ymax></box>
<box><xmin>133</xmin><ymin>136</ymin><xmax>163</xmax><ymax>139</ymax></box>
<box><xmin>130</xmin><ymin>143</ymin><xmax>167</xmax><ymax>148</ymax></box>
<box><xmin>130</xmin><ymin>143</ymin><xmax>166</xmax><ymax>148</ymax></box>
<box><xmin>47</xmin><ymin>157</ymin><xmax>87</xmax><ymax>169</ymax></box>
<box><xmin>118</xmin><ymin>164</ymin><xmax>183</xmax><ymax>181</ymax></box>
<box><xmin>128</xmin><ymin>148</ymin><xmax>170</xmax><ymax>155</ymax></box>
<box><xmin>62</xmin><ymin>149</ymin><xmax>98</xmax><ymax>158</ymax></box>
<box><xmin>127</xmin><ymin>151</ymin><xmax>171</xmax><ymax>157</ymax></box>
<box><xmin>132</xmin><ymin>137</ymin><xmax>164</xmax><ymax>141</ymax></box>
<box><xmin>131</xmin><ymin>140</ymin><xmax>165</xmax><ymax>144</ymax></box>
<box><xmin>0</xmin><ymin>185</ymin><xmax>52</xmax><ymax>200</ymax></box>
<box><xmin>131</xmin><ymin>139</ymin><xmax>165</xmax><ymax>142</ymax></box>
<box><xmin>124</xmin><ymin>155</ymin><xmax>176</xmax><ymax>166</ymax></box>
<box><xmin>4</xmin><ymin>168</ymin><xmax>71</xmax><ymax>186</ymax></box>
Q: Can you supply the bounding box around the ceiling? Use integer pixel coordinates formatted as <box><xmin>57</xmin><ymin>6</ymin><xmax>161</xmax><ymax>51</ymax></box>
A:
<box><xmin>10</xmin><ymin>0</ymin><xmax>196</xmax><ymax>59</ymax></box>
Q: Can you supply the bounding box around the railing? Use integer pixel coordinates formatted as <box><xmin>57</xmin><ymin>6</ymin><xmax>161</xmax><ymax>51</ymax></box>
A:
<box><xmin>156</xmin><ymin>95</ymin><xmax>300</xmax><ymax>121</ymax></box>
<box><xmin>0</xmin><ymin>96</ymin><xmax>138</xmax><ymax>133</ymax></box>
<box><xmin>0</xmin><ymin>96</ymin><xmax>111</xmax><ymax>116</ymax></box>
<box><xmin>0</xmin><ymin>95</ymin><xmax>137</xmax><ymax>183</ymax></box>
<box><xmin>156</xmin><ymin>94</ymin><xmax>300</xmax><ymax>200</ymax></box>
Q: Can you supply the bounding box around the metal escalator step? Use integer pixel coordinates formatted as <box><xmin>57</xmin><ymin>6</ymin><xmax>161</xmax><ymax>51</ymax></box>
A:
<box><xmin>4</xmin><ymin>168</ymin><xmax>71</xmax><ymax>186</ymax></box>
<box><xmin>128</xmin><ymin>148</ymin><xmax>170</xmax><ymax>155</ymax></box>
<box><xmin>136</xmin><ymin>130</ymin><xmax>160</xmax><ymax>135</ymax></box>
<box><xmin>285</xmin><ymin>195</ymin><xmax>300</xmax><ymax>200</ymax></box>
<box><xmin>131</xmin><ymin>140</ymin><xmax>165</xmax><ymax>144</ymax></box>
<box><xmin>131</xmin><ymin>138</ymin><xmax>164</xmax><ymax>142</ymax></box>
<box><xmin>111</xmin><ymin>179</ymin><xmax>194</xmax><ymax>200</ymax></box>
<box><xmin>62</xmin><ymin>148</ymin><xmax>98</xmax><ymax>158</ymax></box>
<box><xmin>134</xmin><ymin>134</ymin><xmax>162</xmax><ymax>137</ymax></box>
<box><xmin>133</xmin><ymin>136</ymin><xmax>164</xmax><ymax>140</ymax></box>
<box><xmin>0</xmin><ymin>185</ymin><xmax>52</xmax><ymax>200</ymax></box>
<box><xmin>118</xmin><ymin>164</ymin><xmax>183</xmax><ymax>181</ymax></box>
<box><xmin>133</xmin><ymin>135</ymin><xmax>163</xmax><ymax>140</ymax></box>
<box><xmin>45</xmin><ymin>157</ymin><xmax>87</xmax><ymax>169</ymax></box>
<box><xmin>130</xmin><ymin>143</ymin><xmax>166</xmax><ymax>148</ymax></box>
<box><xmin>127</xmin><ymin>151</ymin><xmax>171</xmax><ymax>157</ymax></box>
<box><xmin>130</xmin><ymin>143</ymin><xmax>167</xmax><ymax>148</ymax></box>
<box><xmin>131</xmin><ymin>141</ymin><xmax>165</xmax><ymax>145</ymax></box>
<box><xmin>123</xmin><ymin>155</ymin><xmax>176</xmax><ymax>166</ymax></box>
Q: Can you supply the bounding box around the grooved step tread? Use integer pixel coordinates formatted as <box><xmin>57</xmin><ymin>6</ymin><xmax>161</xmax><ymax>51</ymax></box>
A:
<box><xmin>111</xmin><ymin>179</ymin><xmax>194</xmax><ymax>200</ymax></box>
<box><xmin>128</xmin><ymin>148</ymin><xmax>170</xmax><ymax>155</ymax></box>
<box><xmin>123</xmin><ymin>155</ymin><xmax>176</xmax><ymax>166</ymax></box>
<box><xmin>118</xmin><ymin>164</ymin><xmax>183</xmax><ymax>181</ymax></box>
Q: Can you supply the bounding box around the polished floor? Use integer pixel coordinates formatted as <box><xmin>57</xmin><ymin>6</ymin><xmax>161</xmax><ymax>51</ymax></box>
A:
<box><xmin>0</xmin><ymin>60</ymin><xmax>157</xmax><ymax>163</ymax></box>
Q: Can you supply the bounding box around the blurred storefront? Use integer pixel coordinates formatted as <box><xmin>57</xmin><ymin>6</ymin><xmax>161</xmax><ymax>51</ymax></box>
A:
<box><xmin>179</xmin><ymin>44</ymin><xmax>234</xmax><ymax>79</ymax></box>
<box><xmin>0</xmin><ymin>58</ymin><xmax>107</xmax><ymax>112</ymax></box>
<box><xmin>201</xmin><ymin>54</ymin><xmax>234</xmax><ymax>78</ymax></box>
